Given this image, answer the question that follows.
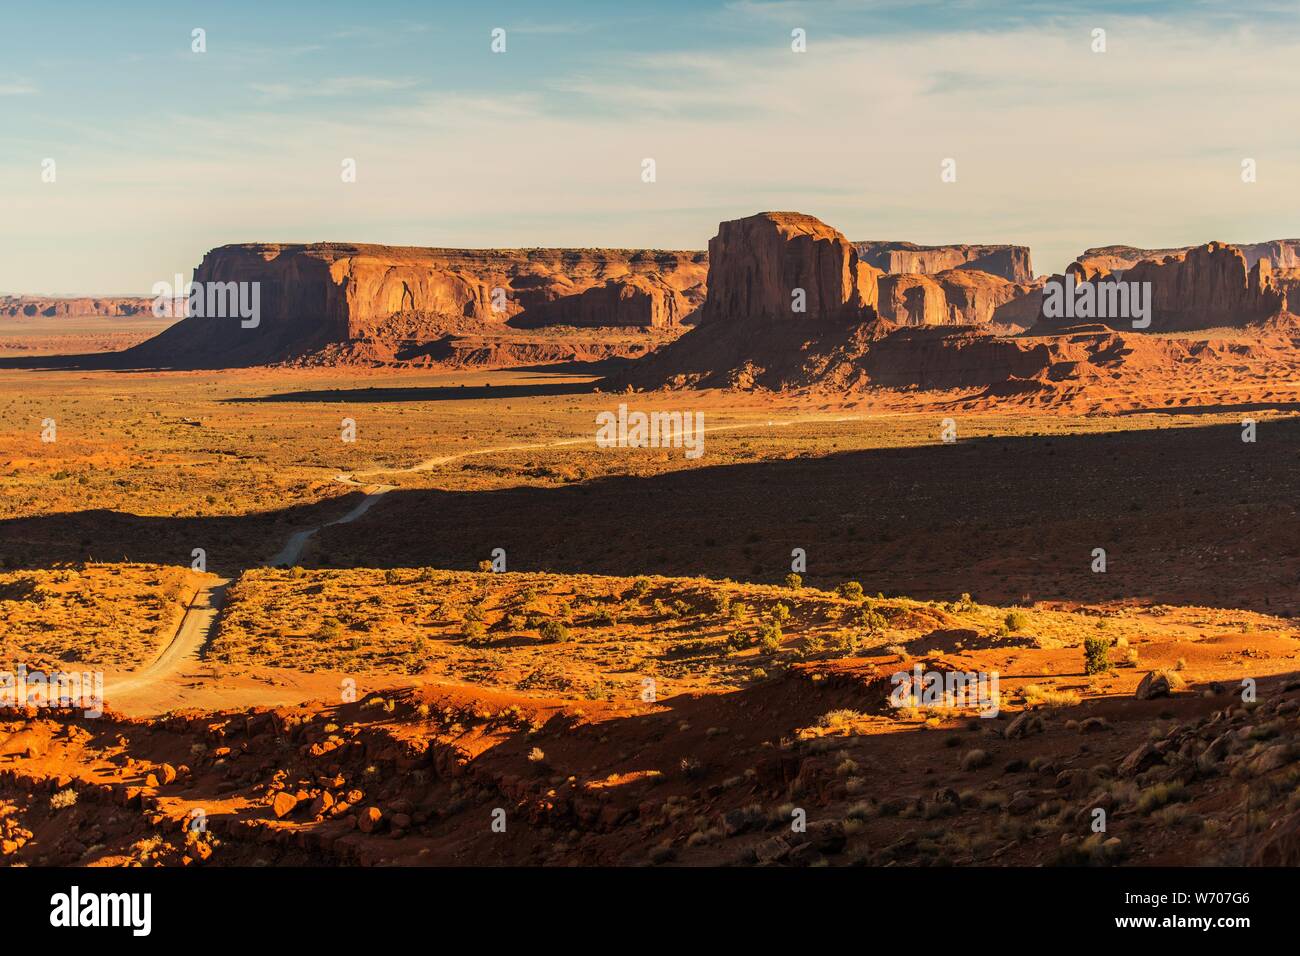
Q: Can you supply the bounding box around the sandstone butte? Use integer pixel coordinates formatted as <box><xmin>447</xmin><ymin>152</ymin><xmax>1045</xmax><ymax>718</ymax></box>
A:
<box><xmin>1036</xmin><ymin>241</ymin><xmax>1287</xmax><ymax>333</ymax></box>
<box><xmin>120</xmin><ymin>243</ymin><xmax>708</xmax><ymax>368</ymax></box>
<box><xmin>101</xmin><ymin>228</ymin><xmax>1040</xmax><ymax>368</ymax></box>
<box><xmin>609</xmin><ymin>210</ymin><xmax>1300</xmax><ymax>396</ymax></box>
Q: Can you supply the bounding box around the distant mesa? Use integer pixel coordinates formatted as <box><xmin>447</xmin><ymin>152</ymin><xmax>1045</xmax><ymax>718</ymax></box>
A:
<box><xmin>0</xmin><ymin>295</ymin><xmax>156</xmax><ymax>318</ymax></box>
<box><xmin>609</xmin><ymin>210</ymin><xmax>1299</xmax><ymax>396</ymax></box>
<box><xmin>23</xmin><ymin>213</ymin><xmax>1297</xmax><ymax>385</ymax></box>
<box><xmin>852</xmin><ymin>240</ymin><xmax>1034</xmax><ymax>284</ymax></box>
<box><xmin>1035</xmin><ymin>241</ymin><xmax>1289</xmax><ymax>333</ymax></box>
<box><xmin>1076</xmin><ymin>239</ymin><xmax>1300</xmax><ymax>275</ymax></box>
<box><xmin>119</xmin><ymin>243</ymin><xmax>708</xmax><ymax>368</ymax></box>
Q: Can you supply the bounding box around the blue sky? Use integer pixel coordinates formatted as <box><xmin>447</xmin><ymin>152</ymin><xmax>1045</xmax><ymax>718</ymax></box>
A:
<box><xmin>3</xmin><ymin>0</ymin><xmax>1300</xmax><ymax>293</ymax></box>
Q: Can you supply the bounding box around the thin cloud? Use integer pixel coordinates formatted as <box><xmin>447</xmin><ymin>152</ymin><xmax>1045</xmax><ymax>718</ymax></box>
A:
<box><xmin>249</xmin><ymin>76</ymin><xmax>420</xmax><ymax>99</ymax></box>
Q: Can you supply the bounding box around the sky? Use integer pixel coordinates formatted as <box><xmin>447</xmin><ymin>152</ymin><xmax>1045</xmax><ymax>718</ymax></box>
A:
<box><xmin>3</xmin><ymin>0</ymin><xmax>1300</xmax><ymax>294</ymax></box>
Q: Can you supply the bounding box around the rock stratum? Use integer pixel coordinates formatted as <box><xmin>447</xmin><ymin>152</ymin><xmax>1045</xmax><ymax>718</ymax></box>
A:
<box><xmin>121</xmin><ymin>243</ymin><xmax>707</xmax><ymax>368</ymax></box>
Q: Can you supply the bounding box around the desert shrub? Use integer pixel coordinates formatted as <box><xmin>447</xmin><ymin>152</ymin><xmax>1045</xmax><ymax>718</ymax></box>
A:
<box><xmin>960</xmin><ymin>749</ymin><xmax>990</xmax><ymax>770</ymax></box>
<box><xmin>757</xmin><ymin>621</ymin><xmax>783</xmax><ymax>653</ymax></box>
<box><xmin>770</xmin><ymin>602</ymin><xmax>791</xmax><ymax>623</ymax></box>
<box><xmin>317</xmin><ymin>617</ymin><xmax>343</xmax><ymax>640</ymax></box>
<box><xmin>49</xmin><ymin>788</ymin><xmax>78</xmax><ymax>811</ymax></box>
<box><xmin>539</xmin><ymin>620</ymin><xmax>569</xmax><ymax>643</ymax></box>
<box><xmin>785</xmin><ymin>573</ymin><xmax>802</xmax><ymax>589</ymax></box>
<box><xmin>729</xmin><ymin>601</ymin><xmax>750</xmax><ymax>622</ymax></box>
<box><xmin>1083</xmin><ymin>635</ymin><xmax>1111</xmax><ymax>675</ymax></box>
<box><xmin>630</xmin><ymin>577</ymin><xmax>652</xmax><ymax>597</ymax></box>
<box><xmin>1004</xmin><ymin>610</ymin><xmax>1029</xmax><ymax>632</ymax></box>
<box><xmin>462</xmin><ymin>620</ymin><xmax>487</xmax><ymax>642</ymax></box>
<box><xmin>857</xmin><ymin>606</ymin><xmax>887</xmax><ymax>638</ymax></box>
<box><xmin>818</xmin><ymin>709</ymin><xmax>866</xmax><ymax>728</ymax></box>
<box><xmin>589</xmin><ymin>608</ymin><xmax>617</xmax><ymax>627</ymax></box>
<box><xmin>837</xmin><ymin>581</ymin><xmax>865</xmax><ymax>602</ymax></box>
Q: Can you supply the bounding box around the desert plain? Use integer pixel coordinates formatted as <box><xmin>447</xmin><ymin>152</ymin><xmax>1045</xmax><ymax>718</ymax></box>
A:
<box><xmin>3</xmin><ymin>212</ymin><xmax>1300</xmax><ymax>869</ymax></box>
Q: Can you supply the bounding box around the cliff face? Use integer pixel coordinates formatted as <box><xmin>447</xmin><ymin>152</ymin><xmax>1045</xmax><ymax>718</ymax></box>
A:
<box><xmin>853</xmin><ymin>241</ymin><xmax>1034</xmax><ymax>284</ymax></box>
<box><xmin>1037</xmin><ymin>242</ymin><xmax>1286</xmax><ymax>332</ymax></box>
<box><xmin>700</xmin><ymin>212</ymin><xmax>874</xmax><ymax>325</ymax></box>
<box><xmin>124</xmin><ymin>243</ymin><xmax>706</xmax><ymax>367</ymax></box>
<box><xmin>511</xmin><ymin>274</ymin><xmax>700</xmax><ymax>329</ymax></box>
<box><xmin>0</xmin><ymin>296</ymin><xmax>156</xmax><ymax>318</ymax></box>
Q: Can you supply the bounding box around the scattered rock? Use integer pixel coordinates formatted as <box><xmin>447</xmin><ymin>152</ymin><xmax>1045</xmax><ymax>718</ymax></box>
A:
<box><xmin>271</xmin><ymin>792</ymin><xmax>298</xmax><ymax>819</ymax></box>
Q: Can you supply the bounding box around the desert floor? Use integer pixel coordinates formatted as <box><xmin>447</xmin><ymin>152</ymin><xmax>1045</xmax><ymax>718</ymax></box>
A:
<box><xmin>1</xmin><ymin>355</ymin><xmax>1299</xmax><ymax>866</ymax></box>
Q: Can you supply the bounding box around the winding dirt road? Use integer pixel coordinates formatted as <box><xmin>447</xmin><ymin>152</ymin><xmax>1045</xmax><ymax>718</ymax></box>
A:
<box><xmin>103</xmin><ymin>413</ymin><xmax>859</xmax><ymax>714</ymax></box>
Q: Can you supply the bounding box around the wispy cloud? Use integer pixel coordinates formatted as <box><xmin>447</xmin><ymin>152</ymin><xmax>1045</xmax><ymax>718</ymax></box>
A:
<box><xmin>249</xmin><ymin>76</ymin><xmax>420</xmax><ymax>100</ymax></box>
<box><xmin>8</xmin><ymin>3</ymin><xmax>1300</xmax><ymax>293</ymax></box>
<box><xmin>0</xmin><ymin>79</ymin><xmax>37</xmax><ymax>95</ymax></box>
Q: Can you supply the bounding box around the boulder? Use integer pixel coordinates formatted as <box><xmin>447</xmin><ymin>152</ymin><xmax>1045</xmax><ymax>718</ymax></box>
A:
<box><xmin>1135</xmin><ymin>670</ymin><xmax>1186</xmax><ymax>700</ymax></box>
<box><xmin>270</xmin><ymin>791</ymin><xmax>298</xmax><ymax>819</ymax></box>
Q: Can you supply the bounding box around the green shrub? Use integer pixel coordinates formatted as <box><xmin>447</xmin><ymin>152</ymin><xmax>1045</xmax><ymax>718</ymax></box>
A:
<box><xmin>539</xmin><ymin>620</ymin><xmax>570</xmax><ymax>643</ymax></box>
<box><xmin>1004</xmin><ymin>610</ymin><xmax>1029</xmax><ymax>632</ymax></box>
<box><xmin>784</xmin><ymin>573</ymin><xmax>802</xmax><ymax>589</ymax></box>
<box><xmin>837</xmin><ymin>581</ymin><xmax>865</xmax><ymax>602</ymax></box>
<box><xmin>1083</xmin><ymin>635</ymin><xmax>1111</xmax><ymax>675</ymax></box>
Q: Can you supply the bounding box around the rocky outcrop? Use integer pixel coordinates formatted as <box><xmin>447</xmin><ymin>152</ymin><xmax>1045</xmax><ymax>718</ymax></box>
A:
<box><xmin>699</xmin><ymin>212</ymin><xmax>875</xmax><ymax>325</ymax></box>
<box><xmin>122</xmin><ymin>243</ymin><xmax>706</xmax><ymax>367</ymax></box>
<box><xmin>1037</xmin><ymin>242</ymin><xmax>1286</xmax><ymax>332</ymax></box>
<box><xmin>0</xmin><ymin>296</ymin><xmax>156</xmax><ymax>318</ymax></box>
<box><xmin>853</xmin><ymin>241</ymin><xmax>1034</xmax><ymax>283</ymax></box>
<box><xmin>875</xmin><ymin>270</ymin><xmax>1040</xmax><ymax>329</ymax></box>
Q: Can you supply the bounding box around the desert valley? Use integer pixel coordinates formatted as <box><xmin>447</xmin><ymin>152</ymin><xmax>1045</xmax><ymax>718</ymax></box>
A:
<box><xmin>2</xmin><ymin>207</ymin><xmax>1300</xmax><ymax>878</ymax></box>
